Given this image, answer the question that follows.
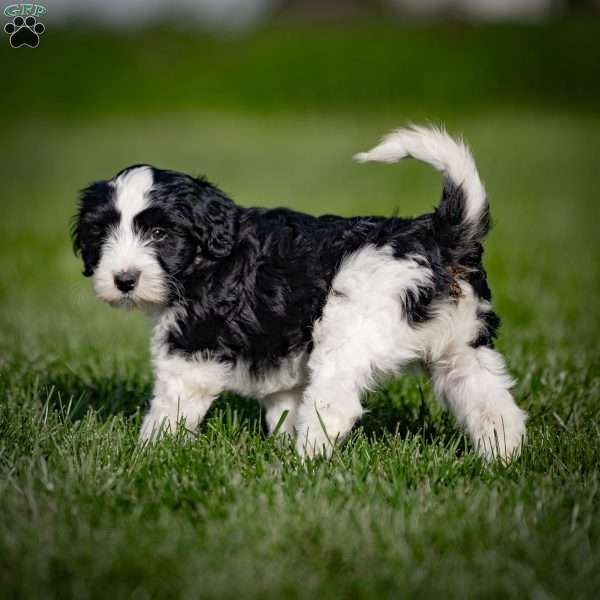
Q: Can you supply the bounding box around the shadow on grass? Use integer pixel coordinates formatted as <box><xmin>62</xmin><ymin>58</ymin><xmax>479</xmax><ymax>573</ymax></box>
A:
<box><xmin>38</xmin><ymin>372</ymin><xmax>153</xmax><ymax>421</ymax></box>
<box><xmin>29</xmin><ymin>369</ymin><xmax>264</xmax><ymax>429</ymax></box>
<box><xmin>13</xmin><ymin>363</ymin><xmax>453</xmax><ymax>445</ymax></box>
<box><xmin>360</xmin><ymin>382</ymin><xmax>456</xmax><ymax>446</ymax></box>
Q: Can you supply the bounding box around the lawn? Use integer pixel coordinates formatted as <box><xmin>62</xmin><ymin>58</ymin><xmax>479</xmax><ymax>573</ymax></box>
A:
<box><xmin>1</xmin><ymin>20</ymin><xmax>599</xmax><ymax>599</ymax></box>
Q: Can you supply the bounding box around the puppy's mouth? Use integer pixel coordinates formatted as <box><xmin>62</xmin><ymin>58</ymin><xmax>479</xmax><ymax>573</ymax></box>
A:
<box><xmin>105</xmin><ymin>291</ymin><xmax>168</xmax><ymax>314</ymax></box>
<box><xmin>108</xmin><ymin>293</ymin><xmax>139</xmax><ymax>311</ymax></box>
<box><xmin>93</xmin><ymin>270</ymin><xmax>169</xmax><ymax>312</ymax></box>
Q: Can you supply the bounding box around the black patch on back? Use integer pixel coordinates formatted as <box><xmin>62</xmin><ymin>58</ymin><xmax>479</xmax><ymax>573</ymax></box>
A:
<box><xmin>74</xmin><ymin>165</ymin><xmax>500</xmax><ymax>374</ymax></box>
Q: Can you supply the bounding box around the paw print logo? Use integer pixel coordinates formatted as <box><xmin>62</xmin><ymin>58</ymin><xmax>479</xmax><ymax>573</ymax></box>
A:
<box><xmin>4</xmin><ymin>16</ymin><xmax>45</xmax><ymax>48</ymax></box>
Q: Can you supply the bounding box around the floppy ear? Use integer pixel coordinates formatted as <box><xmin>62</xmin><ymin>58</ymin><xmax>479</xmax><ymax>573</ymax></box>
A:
<box><xmin>71</xmin><ymin>181</ymin><xmax>112</xmax><ymax>277</ymax></box>
<box><xmin>70</xmin><ymin>217</ymin><xmax>94</xmax><ymax>277</ymax></box>
<box><xmin>194</xmin><ymin>185</ymin><xmax>239</xmax><ymax>259</ymax></box>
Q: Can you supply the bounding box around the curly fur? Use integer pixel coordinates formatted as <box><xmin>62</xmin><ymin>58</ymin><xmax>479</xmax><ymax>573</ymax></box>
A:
<box><xmin>72</xmin><ymin>124</ymin><xmax>527</xmax><ymax>460</ymax></box>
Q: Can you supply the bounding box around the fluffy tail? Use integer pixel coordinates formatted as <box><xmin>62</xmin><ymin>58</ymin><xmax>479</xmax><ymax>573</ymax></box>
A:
<box><xmin>354</xmin><ymin>125</ymin><xmax>490</xmax><ymax>252</ymax></box>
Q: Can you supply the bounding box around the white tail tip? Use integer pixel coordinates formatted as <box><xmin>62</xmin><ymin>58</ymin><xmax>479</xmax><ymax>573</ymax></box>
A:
<box><xmin>353</xmin><ymin>124</ymin><xmax>486</xmax><ymax>224</ymax></box>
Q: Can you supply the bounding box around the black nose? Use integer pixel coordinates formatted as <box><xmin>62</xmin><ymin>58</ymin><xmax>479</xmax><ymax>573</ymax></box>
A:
<box><xmin>114</xmin><ymin>270</ymin><xmax>140</xmax><ymax>293</ymax></box>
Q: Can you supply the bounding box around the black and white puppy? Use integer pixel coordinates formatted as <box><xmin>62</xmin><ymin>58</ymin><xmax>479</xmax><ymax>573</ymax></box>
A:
<box><xmin>72</xmin><ymin>125</ymin><xmax>527</xmax><ymax>459</ymax></box>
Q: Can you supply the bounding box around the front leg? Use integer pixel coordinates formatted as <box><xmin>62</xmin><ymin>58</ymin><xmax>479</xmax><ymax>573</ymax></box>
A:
<box><xmin>261</xmin><ymin>389</ymin><xmax>303</xmax><ymax>436</ymax></box>
<box><xmin>139</xmin><ymin>353</ymin><xmax>229</xmax><ymax>442</ymax></box>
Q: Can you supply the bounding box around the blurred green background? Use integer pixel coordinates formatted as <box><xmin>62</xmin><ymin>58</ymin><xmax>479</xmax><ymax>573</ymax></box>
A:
<box><xmin>1</xmin><ymin>4</ymin><xmax>600</xmax><ymax>598</ymax></box>
<box><xmin>2</xmin><ymin>11</ymin><xmax>599</xmax><ymax>373</ymax></box>
<box><xmin>2</xmin><ymin>16</ymin><xmax>599</xmax><ymax>363</ymax></box>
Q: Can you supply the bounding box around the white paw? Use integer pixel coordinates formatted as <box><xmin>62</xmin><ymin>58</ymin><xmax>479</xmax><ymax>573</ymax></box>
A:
<box><xmin>138</xmin><ymin>413</ymin><xmax>175</xmax><ymax>443</ymax></box>
<box><xmin>471</xmin><ymin>407</ymin><xmax>528</xmax><ymax>461</ymax></box>
<box><xmin>266</xmin><ymin>410</ymin><xmax>297</xmax><ymax>437</ymax></box>
<box><xmin>294</xmin><ymin>424</ymin><xmax>335</xmax><ymax>458</ymax></box>
<box><xmin>295</xmin><ymin>437</ymin><xmax>334</xmax><ymax>459</ymax></box>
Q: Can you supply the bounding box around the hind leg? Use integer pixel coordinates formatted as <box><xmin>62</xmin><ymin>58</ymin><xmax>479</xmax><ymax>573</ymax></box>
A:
<box><xmin>431</xmin><ymin>344</ymin><xmax>527</xmax><ymax>460</ymax></box>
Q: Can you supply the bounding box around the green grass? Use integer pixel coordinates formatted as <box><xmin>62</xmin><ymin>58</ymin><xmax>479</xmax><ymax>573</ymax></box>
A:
<box><xmin>1</xmin><ymin>22</ymin><xmax>600</xmax><ymax>599</ymax></box>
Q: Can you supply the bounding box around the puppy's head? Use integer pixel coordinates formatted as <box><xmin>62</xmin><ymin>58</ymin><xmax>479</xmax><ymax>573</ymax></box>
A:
<box><xmin>72</xmin><ymin>165</ymin><xmax>238</xmax><ymax>310</ymax></box>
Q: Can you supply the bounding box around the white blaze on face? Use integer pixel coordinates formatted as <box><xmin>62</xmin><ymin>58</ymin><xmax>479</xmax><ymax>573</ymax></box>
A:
<box><xmin>93</xmin><ymin>166</ymin><xmax>167</xmax><ymax>309</ymax></box>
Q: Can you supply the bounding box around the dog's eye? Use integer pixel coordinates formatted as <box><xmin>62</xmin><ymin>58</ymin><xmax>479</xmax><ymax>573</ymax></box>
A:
<box><xmin>150</xmin><ymin>228</ymin><xmax>167</xmax><ymax>242</ymax></box>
